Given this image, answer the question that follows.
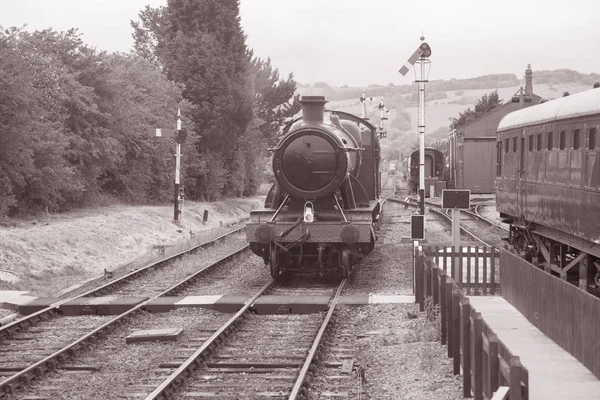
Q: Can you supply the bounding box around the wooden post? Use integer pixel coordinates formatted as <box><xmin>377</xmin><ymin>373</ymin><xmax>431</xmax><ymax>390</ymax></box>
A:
<box><xmin>452</xmin><ymin>289</ymin><xmax>461</xmax><ymax>375</ymax></box>
<box><xmin>439</xmin><ymin>269</ymin><xmax>447</xmax><ymax>345</ymax></box>
<box><xmin>474</xmin><ymin>246</ymin><xmax>480</xmax><ymax>296</ymax></box>
<box><xmin>488</xmin><ymin>333</ymin><xmax>499</xmax><ymax>398</ymax></box>
<box><xmin>462</xmin><ymin>298</ymin><xmax>472</xmax><ymax>398</ymax></box>
<box><xmin>466</xmin><ymin>246</ymin><xmax>472</xmax><ymax>295</ymax></box>
<box><xmin>432</xmin><ymin>266</ymin><xmax>440</xmax><ymax>306</ymax></box>
<box><xmin>458</xmin><ymin>246</ymin><xmax>464</xmax><ymax>290</ymax></box>
<box><xmin>424</xmin><ymin>258</ymin><xmax>431</xmax><ymax>300</ymax></box>
<box><xmin>472</xmin><ymin>313</ymin><xmax>484</xmax><ymax>400</ymax></box>
<box><xmin>417</xmin><ymin>253</ymin><xmax>424</xmax><ymax>311</ymax></box>
<box><xmin>451</xmin><ymin>245</ymin><xmax>457</xmax><ymax>282</ymax></box>
<box><xmin>490</xmin><ymin>248</ymin><xmax>496</xmax><ymax>295</ymax></box>
<box><xmin>509</xmin><ymin>356</ymin><xmax>523</xmax><ymax>400</ymax></box>
<box><xmin>482</xmin><ymin>246</ymin><xmax>488</xmax><ymax>295</ymax></box>
<box><xmin>443</xmin><ymin>246</ymin><xmax>449</xmax><ymax>274</ymax></box>
<box><xmin>446</xmin><ymin>278</ymin><xmax>453</xmax><ymax>357</ymax></box>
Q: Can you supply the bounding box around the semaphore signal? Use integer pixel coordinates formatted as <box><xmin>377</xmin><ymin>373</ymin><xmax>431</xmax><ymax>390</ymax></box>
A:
<box><xmin>149</xmin><ymin>108</ymin><xmax>187</xmax><ymax>223</ymax></box>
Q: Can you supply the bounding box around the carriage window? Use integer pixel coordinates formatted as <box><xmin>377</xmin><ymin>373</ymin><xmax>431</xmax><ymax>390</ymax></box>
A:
<box><xmin>504</xmin><ymin>138</ymin><xmax>509</xmax><ymax>153</ymax></box>
<box><xmin>513</xmin><ymin>137</ymin><xmax>517</xmax><ymax>152</ymax></box>
<box><xmin>559</xmin><ymin>130</ymin><xmax>567</xmax><ymax>150</ymax></box>
<box><xmin>573</xmin><ymin>129</ymin><xmax>581</xmax><ymax>149</ymax></box>
<box><xmin>528</xmin><ymin>135</ymin><xmax>534</xmax><ymax>151</ymax></box>
<box><xmin>537</xmin><ymin>133</ymin><xmax>542</xmax><ymax>151</ymax></box>
<box><xmin>547</xmin><ymin>132</ymin><xmax>554</xmax><ymax>150</ymax></box>
<box><xmin>589</xmin><ymin>128</ymin><xmax>597</xmax><ymax>149</ymax></box>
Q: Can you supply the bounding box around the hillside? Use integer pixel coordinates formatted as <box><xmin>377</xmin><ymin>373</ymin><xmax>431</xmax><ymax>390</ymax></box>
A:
<box><xmin>303</xmin><ymin>79</ymin><xmax>596</xmax><ymax>162</ymax></box>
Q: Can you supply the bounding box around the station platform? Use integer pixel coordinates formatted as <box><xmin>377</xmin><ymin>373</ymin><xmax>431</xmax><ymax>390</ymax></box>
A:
<box><xmin>468</xmin><ymin>296</ymin><xmax>600</xmax><ymax>399</ymax></box>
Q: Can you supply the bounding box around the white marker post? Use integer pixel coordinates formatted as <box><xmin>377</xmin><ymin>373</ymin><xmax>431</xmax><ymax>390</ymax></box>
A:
<box><xmin>441</xmin><ymin>190</ymin><xmax>470</xmax><ymax>281</ymax></box>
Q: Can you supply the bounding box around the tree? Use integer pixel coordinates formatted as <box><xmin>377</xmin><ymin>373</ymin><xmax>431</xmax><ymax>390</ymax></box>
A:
<box><xmin>450</xmin><ymin>90</ymin><xmax>503</xmax><ymax>130</ymax></box>
<box><xmin>0</xmin><ymin>27</ymin><xmax>85</xmax><ymax>215</ymax></box>
<box><xmin>563</xmin><ymin>91</ymin><xmax>570</xmax><ymax>97</ymax></box>
<box><xmin>248</xmin><ymin>54</ymin><xmax>300</xmax><ymax>144</ymax></box>
<box><xmin>132</xmin><ymin>0</ymin><xmax>298</xmax><ymax>200</ymax></box>
<box><xmin>594</xmin><ymin>82</ymin><xmax>600</xmax><ymax>89</ymax></box>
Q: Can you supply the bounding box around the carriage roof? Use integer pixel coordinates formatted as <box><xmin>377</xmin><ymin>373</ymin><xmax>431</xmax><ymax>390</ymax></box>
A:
<box><xmin>497</xmin><ymin>88</ymin><xmax>600</xmax><ymax>131</ymax></box>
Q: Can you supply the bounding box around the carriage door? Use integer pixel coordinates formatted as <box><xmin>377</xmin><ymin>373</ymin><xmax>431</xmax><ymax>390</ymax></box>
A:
<box><xmin>518</xmin><ymin>132</ymin><xmax>526</xmax><ymax>217</ymax></box>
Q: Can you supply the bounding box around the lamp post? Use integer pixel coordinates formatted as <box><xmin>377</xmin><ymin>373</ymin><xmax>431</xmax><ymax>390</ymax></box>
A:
<box><xmin>399</xmin><ymin>37</ymin><xmax>432</xmax><ymax>216</ymax></box>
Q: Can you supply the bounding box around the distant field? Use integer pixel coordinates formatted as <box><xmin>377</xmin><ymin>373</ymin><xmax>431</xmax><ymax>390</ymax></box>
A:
<box><xmin>320</xmin><ymin>82</ymin><xmax>595</xmax><ymax>159</ymax></box>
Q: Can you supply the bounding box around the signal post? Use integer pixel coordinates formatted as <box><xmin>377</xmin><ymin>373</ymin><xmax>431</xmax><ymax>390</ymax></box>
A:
<box><xmin>149</xmin><ymin>109</ymin><xmax>187</xmax><ymax>223</ymax></box>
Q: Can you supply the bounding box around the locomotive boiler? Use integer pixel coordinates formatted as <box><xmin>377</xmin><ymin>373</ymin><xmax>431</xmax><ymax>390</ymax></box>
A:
<box><xmin>246</xmin><ymin>96</ymin><xmax>382</xmax><ymax>278</ymax></box>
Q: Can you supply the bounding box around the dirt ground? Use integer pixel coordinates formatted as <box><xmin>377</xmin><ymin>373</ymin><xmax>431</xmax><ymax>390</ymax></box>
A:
<box><xmin>0</xmin><ymin>197</ymin><xmax>264</xmax><ymax>296</ymax></box>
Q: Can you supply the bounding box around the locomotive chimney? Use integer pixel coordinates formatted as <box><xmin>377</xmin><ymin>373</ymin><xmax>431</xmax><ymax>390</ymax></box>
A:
<box><xmin>300</xmin><ymin>96</ymin><xmax>327</xmax><ymax>123</ymax></box>
<box><xmin>525</xmin><ymin>63</ymin><xmax>533</xmax><ymax>96</ymax></box>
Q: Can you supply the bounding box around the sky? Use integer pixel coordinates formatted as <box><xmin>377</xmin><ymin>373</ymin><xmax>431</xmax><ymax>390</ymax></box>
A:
<box><xmin>2</xmin><ymin>0</ymin><xmax>599</xmax><ymax>87</ymax></box>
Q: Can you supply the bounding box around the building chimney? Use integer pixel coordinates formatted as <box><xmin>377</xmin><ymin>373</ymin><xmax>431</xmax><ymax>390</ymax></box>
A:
<box><xmin>300</xmin><ymin>96</ymin><xmax>327</xmax><ymax>123</ymax></box>
<box><xmin>525</xmin><ymin>64</ymin><xmax>533</xmax><ymax>96</ymax></box>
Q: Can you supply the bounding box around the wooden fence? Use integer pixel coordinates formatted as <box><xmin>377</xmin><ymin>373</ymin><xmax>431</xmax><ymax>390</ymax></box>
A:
<box><xmin>415</xmin><ymin>249</ymin><xmax>529</xmax><ymax>399</ymax></box>
<box><xmin>422</xmin><ymin>245</ymin><xmax>500</xmax><ymax>295</ymax></box>
<box><xmin>501</xmin><ymin>248</ymin><xmax>600</xmax><ymax>379</ymax></box>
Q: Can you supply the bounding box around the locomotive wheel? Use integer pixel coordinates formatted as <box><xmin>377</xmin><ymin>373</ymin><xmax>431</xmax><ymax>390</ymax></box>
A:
<box><xmin>341</xmin><ymin>246</ymin><xmax>352</xmax><ymax>278</ymax></box>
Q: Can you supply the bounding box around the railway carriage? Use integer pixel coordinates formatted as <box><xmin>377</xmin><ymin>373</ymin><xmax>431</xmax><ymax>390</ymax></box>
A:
<box><xmin>246</xmin><ymin>96</ymin><xmax>382</xmax><ymax>278</ymax></box>
<box><xmin>496</xmin><ymin>88</ymin><xmax>600</xmax><ymax>287</ymax></box>
<box><xmin>407</xmin><ymin>147</ymin><xmax>446</xmax><ymax>196</ymax></box>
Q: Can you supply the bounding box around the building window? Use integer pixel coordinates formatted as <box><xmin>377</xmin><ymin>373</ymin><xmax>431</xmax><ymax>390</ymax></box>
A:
<box><xmin>589</xmin><ymin>128</ymin><xmax>597</xmax><ymax>149</ymax></box>
<box><xmin>537</xmin><ymin>133</ymin><xmax>542</xmax><ymax>151</ymax></box>
<box><xmin>559</xmin><ymin>130</ymin><xmax>567</xmax><ymax>150</ymax></box>
<box><xmin>573</xmin><ymin>129</ymin><xmax>581</xmax><ymax>149</ymax></box>
<box><xmin>547</xmin><ymin>132</ymin><xmax>554</xmax><ymax>150</ymax></box>
<box><xmin>505</xmin><ymin>138</ymin><xmax>509</xmax><ymax>153</ymax></box>
<box><xmin>513</xmin><ymin>137</ymin><xmax>517</xmax><ymax>152</ymax></box>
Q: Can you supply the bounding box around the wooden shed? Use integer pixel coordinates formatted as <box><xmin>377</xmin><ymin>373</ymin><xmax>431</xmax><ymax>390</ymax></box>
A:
<box><xmin>448</xmin><ymin>65</ymin><xmax>541</xmax><ymax>193</ymax></box>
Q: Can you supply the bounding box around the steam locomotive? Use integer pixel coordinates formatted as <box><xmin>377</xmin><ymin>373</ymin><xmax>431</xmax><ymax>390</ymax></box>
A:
<box><xmin>496</xmin><ymin>88</ymin><xmax>600</xmax><ymax>287</ymax></box>
<box><xmin>246</xmin><ymin>96</ymin><xmax>382</xmax><ymax>278</ymax></box>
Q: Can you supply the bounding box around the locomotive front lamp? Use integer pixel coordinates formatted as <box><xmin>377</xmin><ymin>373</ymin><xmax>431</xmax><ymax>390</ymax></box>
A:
<box><xmin>303</xmin><ymin>202</ymin><xmax>315</xmax><ymax>223</ymax></box>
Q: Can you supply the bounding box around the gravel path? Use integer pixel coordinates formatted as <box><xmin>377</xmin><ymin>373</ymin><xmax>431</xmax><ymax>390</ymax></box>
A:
<box><xmin>327</xmin><ymin>194</ymin><xmax>464</xmax><ymax>399</ymax></box>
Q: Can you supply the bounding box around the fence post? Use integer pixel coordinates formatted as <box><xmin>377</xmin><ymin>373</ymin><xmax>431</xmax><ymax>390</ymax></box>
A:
<box><xmin>445</xmin><ymin>276</ymin><xmax>453</xmax><ymax>356</ymax></box>
<box><xmin>474</xmin><ymin>246</ymin><xmax>480</xmax><ymax>296</ymax></box>
<box><xmin>472</xmin><ymin>312</ymin><xmax>483</xmax><ymax>400</ymax></box>
<box><xmin>462</xmin><ymin>298</ymin><xmax>472</xmax><ymax>398</ymax></box>
<box><xmin>416</xmin><ymin>251</ymin><xmax>424</xmax><ymax>310</ymax></box>
<box><xmin>424</xmin><ymin>258</ymin><xmax>431</xmax><ymax>301</ymax></box>
<box><xmin>452</xmin><ymin>289</ymin><xmax>461</xmax><ymax>375</ymax></box>
<box><xmin>439</xmin><ymin>269</ymin><xmax>447</xmax><ymax>346</ymax></box>
<box><xmin>488</xmin><ymin>333</ymin><xmax>499</xmax><ymax>398</ymax></box>
<box><xmin>432</xmin><ymin>266</ymin><xmax>440</xmax><ymax>307</ymax></box>
<box><xmin>482</xmin><ymin>246</ymin><xmax>488</xmax><ymax>295</ymax></box>
<box><xmin>509</xmin><ymin>356</ymin><xmax>523</xmax><ymax>400</ymax></box>
<box><xmin>490</xmin><ymin>247</ymin><xmax>496</xmax><ymax>295</ymax></box>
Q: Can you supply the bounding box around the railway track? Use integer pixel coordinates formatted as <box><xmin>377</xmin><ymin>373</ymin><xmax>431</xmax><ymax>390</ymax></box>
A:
<box><xmin>147</xmin><ymin>278</ymin><xmax>349</xmax><ymax>400</ymax></box>
<box><xmin>0</xmin><ymin>227</ymin><xmax>257</xmax><ymax>397</ymax></box>
<box><xmin>387</xmin><ymin>196</ymin><xmax>506</xmax><ymax>247</ymax></box>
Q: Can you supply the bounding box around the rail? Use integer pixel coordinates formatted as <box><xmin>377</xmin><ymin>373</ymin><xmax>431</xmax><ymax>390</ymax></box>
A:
<box><xmin>0</xmin><ymin>232</ymin><xmax>248</xmax><ymax>396</ymax></box>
